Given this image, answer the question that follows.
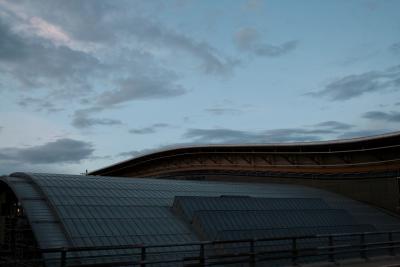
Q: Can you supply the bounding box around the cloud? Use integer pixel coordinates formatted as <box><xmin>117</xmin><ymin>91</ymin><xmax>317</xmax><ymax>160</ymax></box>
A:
<box><xmin>72</xmin><ymin>70</ymin><xmax>186</xmax><ymax>128</ymax></box>
<box><xmin>96</xmin><ymin>75</ymin><xmax>186</xmax><ymax>106</ymax></box>
<box><xmin>18</xmin><ymin>96</ymin><xmax>64</xmax><ymax>112</ymax></box>
<box><xmin>126</xmin><ymin>17</ymin><xmax>238</xmax><ymax>75</ymax></box>
<box><xmin>0</xmin><ymin>1</ymin><xmax>84</xmax><ymax>50</ymax></box>
<box><xmin>72</xmin><ymin>108</ymin><xmax>122</xmax><ymax>129</ymax></box>
<box><xmin>362</xmin><ymin>111</ymin><xmax>400</xmax><ymax>122</ymax></box>
<box><xmin>0</xmin><ymin>0</ymin><xmax>115</xmax><ymax>44</ymax></box>
<box><xmin>2</xmin><ymin>0</ymin><xmax>239</xmax><ymax>132</ymax></box>
<box><xmin>306</xmin><ymin>65</ymin><xmax>400</xmax><ymax>101</ymax></box>
<box><xmin>0</xmin><ymin>18</ymin><xmax>28</xmax><ymax>61</ymax></box>
<box><xmin>1</xmin><ymin>1</ymin><xmax>237</xmax><ymax>76</ymax></box>
<box><xmin>183</xmin><ymin>119</ymin><xmax>357</xmax><ymax>144</ymax></box>
<box><xmin>183</xmin><ymin>128</ymin><xmax>332</xmax><ymax>144</ymax></box>
<box><xmin>312</xmin><ymin>121</ymin><xmax>354</xmax><ymax>130</ymax></box>
<box><xmin>234</xmin><ymin>27</ymin><xmax>298</xmax><ymax>57</ymax></box>
<box><xmin>117</xmin><ymin>148</ymin><xmax>158</xmax><ymax>158</ymax></box>
<box><xmin>336</xmin><ymin>129</ymin><xmax>390</xmax><ymax>139</ymax></box>
<box><xmin>253</xmin><ymin>40</ymin><xmax>298</xmax><ymax>57</ymax></box>
<box><xmin>243</xmin><ymin>0</ymin><xmax>264</xmax><ymax>11</ymax></box>
<box><xmin>182</xmin><ymin>124</ymin><xmax>395</xmax><ymax>144</ymax></box>
<box><xmin>389</xmin><ymin>42</ymin><xmax>400</xmax><ymax>54</ymax></box>
<box><xmin>0</xmin><ymin>138</ymin><xmax>94</xmax><ymax>164</ymax></box>
<box><xmin>129</xmin><ymin>123</ymin><xmax>170</xmax><ymax>134</ymax></box>
<box><xmin>205</xmin><ymin>107</ymin><xmax>242</xmax><ymax>116</ymax></box>
<box><xmin>0</xmin><ymin>18</ymin><xmax>102</xmax><ymax>97</ymax></box>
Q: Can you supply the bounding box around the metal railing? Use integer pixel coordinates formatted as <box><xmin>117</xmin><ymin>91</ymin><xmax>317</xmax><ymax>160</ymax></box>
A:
<box><xmin>2</xmin><ymin>230</ymin><xmax>400</xmax><ymax>266</ymax></box>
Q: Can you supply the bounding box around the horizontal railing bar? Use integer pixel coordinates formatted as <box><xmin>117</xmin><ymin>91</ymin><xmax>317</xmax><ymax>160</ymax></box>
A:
<box><xmin>2</xmin><ymin>229</ymin><xmax>396</xmax><ymax>267</ymax></box>
<box><xmin>316</xmin><ymin>230</ymin><xmax>400</xmax><ymax>238</ymax></box>
<box><xmin>40</xmin><ymin>230</ymin><xmax>400</xmax><ymax>254</ymax></box>
<box><xmin>5</xmin><ymin>243</ymin><xmax>400</xmax><ymax>266</ymax></box>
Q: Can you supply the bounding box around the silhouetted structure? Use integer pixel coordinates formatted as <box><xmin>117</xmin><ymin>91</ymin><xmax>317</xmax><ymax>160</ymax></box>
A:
<box><xmin>1</xmin><ymin>173</ymin><xmax>400</xmax><ymax>266</ymax></box>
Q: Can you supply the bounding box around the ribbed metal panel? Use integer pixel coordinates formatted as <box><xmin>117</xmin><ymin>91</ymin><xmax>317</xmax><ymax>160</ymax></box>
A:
<box><xmin>24</xmin><ymin>173</ymin><xmax>197</xmax><ymax>250</ymax></box>
<box><xmin>216</xmin><ymin>224</ymin><xmax>376</xmax><ymax>240</ymax></box>
<box><xmin>11</xmin><ymin>182</ymin><xmax>42</xmax><ymax>199</ymax></box>
<box><xmin>22</xmin><ymin>200</ymin><xmax>54</xmax><ymax>221</ymax></box>
<box><xmin>173</xmin><ymin>196</ymin><xmax>330</xmax><ymax>222</ymax></box>
<box><xmin>1</xmin><ymin>175</ymin><xmax>70</xmax><ymax>250</ymax></box>
<box><xmin>33</xmin><ymin>222</ymin><xmax>69</xmax><ymax>247</ymax></box>
<box><xmin>192</xmin><ymin>209</ymin><xmax>360</xmax><ymax>239</ymax></box>
<box><xmin>2</xmin><ymin>172</ymin><xmax>400</xmax><ymax>265</ymax></box>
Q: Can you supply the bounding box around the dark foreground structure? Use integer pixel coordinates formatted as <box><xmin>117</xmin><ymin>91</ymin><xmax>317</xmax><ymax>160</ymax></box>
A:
<box><xmin>1</xmin><ymin>133</ymin><xmax>400</xmax><ymax>266</ymax></box>
<box><xmin>2</xmin><ymin>172</ymin><xmax>400</xmax><ymax>266</ymax></box>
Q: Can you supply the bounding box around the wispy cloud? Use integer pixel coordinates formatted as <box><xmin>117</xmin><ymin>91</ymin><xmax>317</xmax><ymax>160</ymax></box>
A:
<box><xmin>72</xmin><ymin>108</ymin><xmax>123</xmax><ymax>129</ymax></box>
<box><xmin>129</xmin><ymin>123</ymin><xmax>171</xmax><ymax>134</ymax></box>
<box><xmin>18</xmin><ymin>96</ymin><xmax>64</xmax><ymax>113</ymax></box>
<box><xmin>183</xmin><ymin>128</ymin><xmax>331</xmax><ymax>144</ymax></box>
<box><xmin>0</xmin><ymin>0</ymin><xmax>84</xmax><ymax>50</ymax></box>
<box><xmin>117</xmin><ymin>148</ymin><xmax>158</xmax><ymax>158</ymax></box>
<box><xmin>1</xmin><ymin>1</ymin><xmax>237</xmax><ymax>76</ymax></box>
<box><xmin>362</xmin><ymin>111</ymin><xmax>400</xmax><ymax>122</ymax></box>
<box><xmin>336</xmin><ymin>129</ymin><xmax>390</xmax><ymax>139</ymax></box>
<box><xmin>126</xmin><ymin>17</ymin><xmax>238</xmax><ymax>75</ymax></box>
<box><xmin>306</xmin><ymin>65</ymin><xmax>400</xmax><ymax>101</ymax></box>
<box><xmin>96</xmin><ymin>75</ymin><xmax>186</xmax><ymax>106</ymax></box>
<box><xmin>389</xmin><ymin>42</ymin><xmax>400</xmax><ymax>54</ymax></box>
<box><xmin>311</xmin><ymin>121</ymin><xmax>354</xmax><ymax>130</ymax></box>
<box><xmin>71</xmin><ymin>67</ymin><xmax>186</xmax><ymax>128</ymax></box>
<box><xmin>205</xmin><ymin>107</ymin><xmax>242</xmax><ymax>116</ymax></box>
<box><xmin>234</xmin><ymin>27</ymin><xmax>298</xmax><ymax>57</ymax></box>
<box><xmin>182</xmin><ymin>120</ymin><xmax>360</xmax><ymax>144</ymax></box>
<box><xmin>0</xmin><ymin>18</ymin><xmax>102</xmax><ymax>97</ymax></box>
<box><xmin>1</xmin><ymin>0</ymin><xmax>236</xmax><ymax>131</ymax></box>
<box><xmin>243</xmin><ymin>0</ymin><xmax>264</xmax><ymax>11</ymax></box>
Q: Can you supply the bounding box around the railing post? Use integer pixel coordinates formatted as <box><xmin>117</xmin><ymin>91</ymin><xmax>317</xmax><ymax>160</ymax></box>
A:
<box><xmin>249</xmin><ymin>239</ymin><xmax>256</xmax><ymax>267</ymax></box>
<box><xmin>328</xmin><ymin>235</ymin><xmax>335</xmax><ymax>262</ymax></box>
<box><xmin>292</xmin><ymin>237</ymin><xmax>298</xmax><ymax>265</ymax></box>
<box><xmin>140</xmin><ymin>247</ymin><xmax>146</xmax><ymax>267</ymax></box>
<box><xmin>360</xmin><ymin>233</ymin><xmax>367</xmax><ymax>259</ymax></box>
<box><xmin>60</xmin><ymin>248</ymin><xmax>67</xmax><ymax>267</ymax></box>
<box><xmin>199</xmin><ymin>244</ymin><xmax>205</xmax><ymax>267</ymax></box>
<box><xmin>389</xmin><ymin>232</ymin><xmax>395</xmax><ymax>256</ymax></box>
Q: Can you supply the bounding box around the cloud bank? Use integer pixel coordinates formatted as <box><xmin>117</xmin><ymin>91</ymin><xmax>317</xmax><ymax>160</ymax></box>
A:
<box><xmin>0</xmin><ymin>138</ymin><xmax>94</xmax><ymax>164</ymax></box>
<box><xmin>307</xmin><ymin>65</ymin><xmax>400</xmax><ymax>100</ymax></box>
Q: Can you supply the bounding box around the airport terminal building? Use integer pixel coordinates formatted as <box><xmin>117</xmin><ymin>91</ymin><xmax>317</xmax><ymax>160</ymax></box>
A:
<box><xmin>1</xmin><ymin>133</ymin><xmax>400</xmax><ymax>266</ymax></box>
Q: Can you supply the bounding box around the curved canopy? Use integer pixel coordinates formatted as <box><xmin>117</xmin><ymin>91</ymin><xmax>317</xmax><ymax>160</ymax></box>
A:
<box><xmin>2</xmin><ymin>172</ymin><xmax>400</xmax><ymax>251</ymax></box>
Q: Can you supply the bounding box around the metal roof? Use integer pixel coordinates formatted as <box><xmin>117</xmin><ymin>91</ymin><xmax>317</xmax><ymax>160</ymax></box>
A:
<box><xmin>2</xmin><ymin>172</ymin><xmax>400</xmax><ymax>263</ymax></box>
<box><xmin>88</xmin><ymin>131</ymin><xmax>400</xmax><ymax>176</ymax></box>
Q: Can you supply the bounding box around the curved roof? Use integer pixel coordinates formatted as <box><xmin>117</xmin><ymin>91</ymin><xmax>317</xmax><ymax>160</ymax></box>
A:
<box><xmin>2</xmin><ymin>172</ymin><xmax>400</xmax><ymax>263</ymax></box>
<box><xmin>89</xmin><ymin>131</ymin><xmax>400</xmax><ymax>176</ymax></box>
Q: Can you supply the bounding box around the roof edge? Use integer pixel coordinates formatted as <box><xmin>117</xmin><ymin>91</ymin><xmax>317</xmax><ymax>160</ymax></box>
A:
<box><xmin>89</xmin><ymin>131</ymin><xmax>400</xmax><ymax>175</ymax></box>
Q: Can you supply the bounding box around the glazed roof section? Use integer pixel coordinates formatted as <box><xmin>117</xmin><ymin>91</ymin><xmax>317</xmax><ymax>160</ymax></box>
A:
<box><xmin>2</xmin><ymin>172</ymin><xmax>400</xmax><ymax>253</ymax></box>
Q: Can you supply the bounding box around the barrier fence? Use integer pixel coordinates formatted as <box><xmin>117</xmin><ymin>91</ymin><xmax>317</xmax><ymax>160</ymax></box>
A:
<box><xmin>2</xmin><ymin>230</ymin><xmax>400</xmax><ymax>266</ymax></box>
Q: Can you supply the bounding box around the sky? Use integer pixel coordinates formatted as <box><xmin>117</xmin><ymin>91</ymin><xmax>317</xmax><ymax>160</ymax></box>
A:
<box><xmin>0</xmin><ymin>0</ymin><xmax>399</xmax><ymax>175</ymax></box>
